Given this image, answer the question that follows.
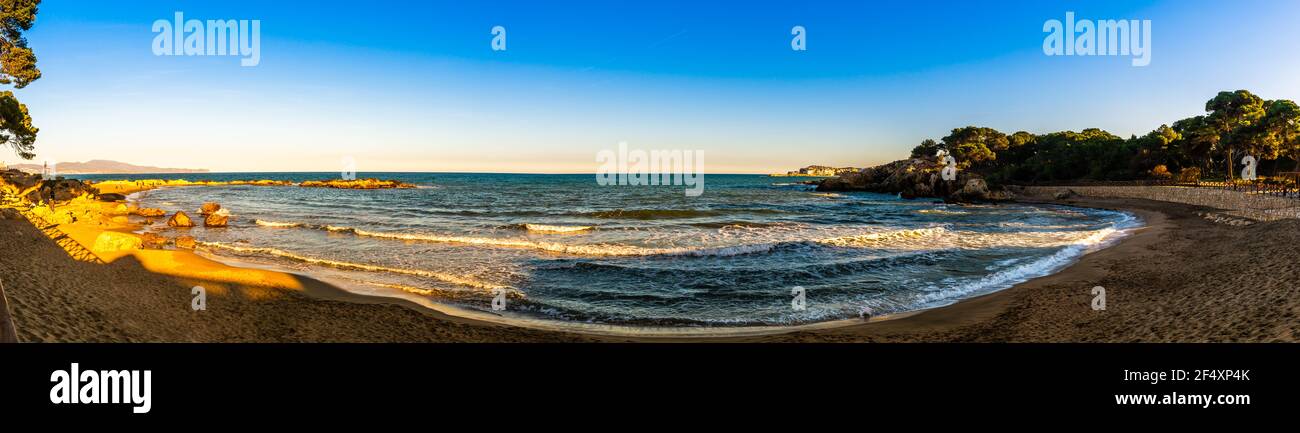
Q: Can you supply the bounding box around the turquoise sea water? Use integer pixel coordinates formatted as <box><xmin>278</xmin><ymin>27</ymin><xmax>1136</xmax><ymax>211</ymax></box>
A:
<box><xmin>75</xmin><ymin>173</ymin><xmax>1139</xmax><ymax>326</ymax></box>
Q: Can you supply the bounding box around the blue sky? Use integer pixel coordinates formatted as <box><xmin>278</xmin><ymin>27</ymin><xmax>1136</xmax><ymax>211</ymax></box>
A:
<box><xmin>12</xmin><ymin>0</ymin><xmax>1300</xmax><ymax>173</ymax></box>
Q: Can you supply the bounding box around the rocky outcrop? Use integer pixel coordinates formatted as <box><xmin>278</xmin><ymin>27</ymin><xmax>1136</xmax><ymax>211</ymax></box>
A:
<box><xmin>299</xmin><ymin>178</ymin><xmax>416</xmax><ymax>189</ymax></box>
<box><xmin>816</xmin><ymin>158</ymin><xmax>1012</xmax><ymax>203</ymax></box>
<box><xmin>200</xmin><ymin>202</ymin><xmax>221</xmax><ymax>216</ymax></box>
<box><xmin>204</xmin><ymin>208</ymin><xmax>230</xmax><ymax>227</ymax></box>
<box><xmin>167</xmin><ymin>211</ymin><xmax>194</xmax><ymax>227</ymax></box>
<box><xmin>1</xmin><ymin>170</ymin><xmax>99</xmax><ymax>205</ymax></box>
<box><xmin>30</xmin><ymin>205</ymin><xmax>76</xmax><ymax>225</ymax></box>
<box><xmin>97</xmin><ymin>193</ymin><xmax>127</xmax><ymax>202</ymax></box>
<box><xmin>0</xmin><ymin>169</ymin><xmax>41</xmax><ymax>192</ymax></box>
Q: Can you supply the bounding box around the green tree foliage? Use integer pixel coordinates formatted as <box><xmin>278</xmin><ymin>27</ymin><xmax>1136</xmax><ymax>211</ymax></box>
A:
<box><xmin>0</xmin><ymin>0</ymin><xmax>40</xmax><ymax>160</ymax></box>
<box><xmin>940</xmin><ymin>126</ymin><xmax>1008</xmax><ymax>168</ymax></box>
<box><xmin>1204</xmin><ymin>90</ymin><xmax>1266</xmax><ymax>180</ymax></box>
<box><xmin>909</xmin><ymin>138</ymin><xmax>941</xmax><ymax>159</ymax></box>
<box><xmin>935</xmin><ymin>91</ymin><xmax>1299</xmax><ymax>185</ymax></box>
<box><xmin>1171</xmin><ymin>115</ymin><xmax>1216</xmax><ymax>170</ymax></box>
<box><xmin>1259</xmin><ymin>99</ymin><xmax>1300</xmax><ymax>171</ymax></box>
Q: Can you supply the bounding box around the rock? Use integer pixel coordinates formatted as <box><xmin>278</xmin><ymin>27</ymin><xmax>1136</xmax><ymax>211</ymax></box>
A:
<box><xmin>140</xmin><ymin>232</ymin><xmax>169</xmax><ymax>249</ymax></box>
<box><xmin>97</xmin><ymin>193</ymin><xmax>127</xmax><ymax>202</ymax></box>
<box><xmin>299</xmin><ymin>178</ymin><xmax>417</xmax><ymax>189</ymax></box>
<box><xmin>200</xmin><ymin>202</ymin><xmax>221</xmax><ymax>216</ymax></box>
<box><xmin>133</xmin><ymin>207</ymin><xmax>166</xmax><ymax>217</ymax></box>
<box><xmin>961</xmin><ymin>179</ymin><xmax>989</xmax><ymax>197</ymax></box>
<box><xmin>15</xmin><ymin>178</ymin><xmax>100</xmax><ymax>204</ymax></box>
<box><xmin>1054</xmin><ymin>189</ymin><xmax>1079</xmax><ymax>200</ymax></box>
<box><xmin>174</xmin><ymin>235</ymin><xmax>197</xmax><ymax>249</ymax></box>
<box><xmin>0</xmin><ymin>169</ymin><xmax>41</xmax><ymax>191</ymax></box>
<box><xmin>985</xmin><ymin>189</ymin><xmax>1015</xmax><ymax>201</ymax></box>
<box><xmin>815</xmin><ymin>158</ymin><xmax>1011</xmax><ymax>203</ymax></box>
<box><xmin>204</xmin><ymin>208</ymin><xmax>230</xmax><ymax>227</ymax></box>
<box><xmin>92</xmin><ymin>231</ymin><xmax>141</xmax><ymax>253</ymax></box>
<box><xmin>31</xmin><ymin>205</ymin><xmax>75</xmax><ymax>225</ymax></box>
<box><xmin>167</xmin><ymin>211</ymin><xmax>195</xmax><ymax>227</ymax></box>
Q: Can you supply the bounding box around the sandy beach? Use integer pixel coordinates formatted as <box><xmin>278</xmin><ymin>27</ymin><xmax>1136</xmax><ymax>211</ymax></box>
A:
<box><xmin>1</xmin><ymin>181</ymin><xmax>1297</xmax><ymax>342</ymax></box>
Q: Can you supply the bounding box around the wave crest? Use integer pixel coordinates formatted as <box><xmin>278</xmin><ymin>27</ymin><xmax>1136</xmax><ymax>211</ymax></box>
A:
<box><xmin>524</xmin><ymin>224</ymin><xmax>593</xmax><ymax>233</ymax></box>
<box><xmin>255</xmin><ymin>220</ymin><xmax>304</xmax><ymax>228</ymax></box>
<box><xmin>196</xmin><ymin>241</ymin><xmax>512</xmax><ymax>291</ymax></box>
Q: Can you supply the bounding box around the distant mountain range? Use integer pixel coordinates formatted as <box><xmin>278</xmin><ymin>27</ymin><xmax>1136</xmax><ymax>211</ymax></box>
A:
<box><xmin>1</xmin><ymin>159</ymin><xmax>209</xmax><ymax>174</ymax></box>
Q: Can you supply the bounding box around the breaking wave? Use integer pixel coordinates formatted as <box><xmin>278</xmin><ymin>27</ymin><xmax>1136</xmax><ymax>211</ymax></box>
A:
<box><xmin>523</xmin><ymin>224</ymin><xmax>594</xmax><ymax>233</ymax></box>
<box><xmin>196</xmin><ymin>241</ymin><xmax>512</xmax><ymax>292</ymax></box>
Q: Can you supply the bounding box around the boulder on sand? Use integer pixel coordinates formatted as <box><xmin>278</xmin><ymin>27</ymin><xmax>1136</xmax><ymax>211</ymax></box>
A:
<box><xmin>200</xmin><ymin>202</ymin><xmax>221</xmax><ymax>216</ymax></box>
<box><xmin>204</xmin><ymin>208</ymin><xmax>230</xmax><ymax>227</ymax></box>
<box><xmin>92</xmin><ymin>231</ymin><xmax>142</xmax><ymax>253</ymax></box>
<box><xmin>167</xmin><ymin>211</ymin><xmax>194</xmax><ymax>227</ymax></box>
<box><xmin>97</xmin><ymin>193</ymin><xmax>127</xmax><ymax>202</ymax></box>
<box><xmin>174</xmin><ymin>235</ymin><xmax>196</xmax><ymax>249</ymax></box>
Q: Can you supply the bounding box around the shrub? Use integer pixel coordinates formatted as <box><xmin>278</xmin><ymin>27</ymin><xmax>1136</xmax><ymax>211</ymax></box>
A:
<box><xmin>1177</xmin><ymin>167</ymin><xmax>1202</xmax><ymax>183</ymax></box>
<box><xmin>1149</xmin><ymin>165</ymin><xmax>1172</xmax><ymax>179</ymax></box>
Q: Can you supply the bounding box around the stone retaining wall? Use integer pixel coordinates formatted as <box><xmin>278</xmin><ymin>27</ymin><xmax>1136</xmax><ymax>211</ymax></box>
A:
<box><xmin>1022</xmin><ymin>186</ymin><xmax>1300</xmax><ymax>221</ymax></box>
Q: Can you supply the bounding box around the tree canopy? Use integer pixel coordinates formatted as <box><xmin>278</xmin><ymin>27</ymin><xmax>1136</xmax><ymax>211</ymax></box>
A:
<box><xmin>907</xmin><ymin>90</ymin><xmax>1300</xmax><ymax>184</ymax></box>
<box><xmin>0</xmin><ymin>0</ymin><xmax>40</xmax><ymax>160</ymax></box>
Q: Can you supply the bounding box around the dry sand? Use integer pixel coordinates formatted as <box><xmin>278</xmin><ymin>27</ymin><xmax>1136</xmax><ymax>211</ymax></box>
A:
<box><xmin>1</xmin><ymin>192</ymin><xmax>1297</xmax><ymax>342</ymax></box>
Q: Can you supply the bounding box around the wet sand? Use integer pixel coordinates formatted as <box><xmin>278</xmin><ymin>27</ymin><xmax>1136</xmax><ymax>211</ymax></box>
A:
<box><xmin>1</xmin><ymin>192</ymin><xmax>1297</xmax><ymax>342</ymax></box>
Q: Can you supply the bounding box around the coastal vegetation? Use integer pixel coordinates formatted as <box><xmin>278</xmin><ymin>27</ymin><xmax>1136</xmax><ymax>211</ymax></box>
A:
<box><xmin>910</xmin><ymin>90</ymin><xmax>1300</xmax><ymax>184</ymax></box>
<box><xmin>0</xmin><ymin>0</ymin><xmax>40</xmax><ymax>160</ymax></box>
<box><xmin>820</xmin><ymin>90</ymin><xmax>1300</xmax><ymax>200</ymax></box>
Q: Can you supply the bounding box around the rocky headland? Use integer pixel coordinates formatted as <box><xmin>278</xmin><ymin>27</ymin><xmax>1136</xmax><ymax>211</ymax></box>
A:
<box><xmin>814</xmin><ymin>158</ymin><xmax>1013</xmax><ymax>203</ymax></box>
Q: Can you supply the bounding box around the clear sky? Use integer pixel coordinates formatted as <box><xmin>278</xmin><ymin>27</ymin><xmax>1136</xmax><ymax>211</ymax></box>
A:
<box><xmin>12</xmin><ymin>0</ymin><xmax>1300</xmax><ymax>173</ymax></box>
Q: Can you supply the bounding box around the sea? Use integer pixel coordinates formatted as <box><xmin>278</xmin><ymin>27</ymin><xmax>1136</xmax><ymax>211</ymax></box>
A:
<box><xmin>73</xmin><ymin>172</ymin><xmax>1140</xmax><ymax>327</ymax></box>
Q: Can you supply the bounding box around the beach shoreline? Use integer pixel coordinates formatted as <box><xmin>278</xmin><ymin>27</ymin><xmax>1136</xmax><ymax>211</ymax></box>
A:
<box><xmin>2</xmin><ymin>182</ymin><xmax>1297</xmax><ymax>342</ymax></box>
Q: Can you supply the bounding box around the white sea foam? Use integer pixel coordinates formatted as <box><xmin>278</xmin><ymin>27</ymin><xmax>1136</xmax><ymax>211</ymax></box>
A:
<box><xmin>917</xmin><ymin>208</ymin><xmax>970</xmax><ymax>215</ymax></box>
<box><xmin>524</xmin><ymin>224</ymin><xmax>593</xmax><ymax>234</ymax></box>
<box><xmin>196</xmin><ymin>241</ymin><xmax>512</xmax><ymax>291</ymax></box>
<box><xmin>911</xmin><ymin>222</ymin><xmax>1133</xmax><ymax>307</ymax></box>
<box><xmin>254</xmin><ymin>219</ymin><xmax>303</xmax><ymax>228</ymax></box>
<box><xmin>816</xmin><ymin>227</ymin><xmax>950</xmax><ymax>247</ymax></box>
<box><xmin>225</xmin><ymin>214</ymin><xmax>1137</xmax><ymax>263</ymax></box>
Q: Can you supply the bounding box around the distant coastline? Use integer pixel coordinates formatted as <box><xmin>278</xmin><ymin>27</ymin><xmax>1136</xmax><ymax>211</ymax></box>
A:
<box><xmin>769</xmin><ymin>165</ymin><xmax>861</xmax><ymax>177</ymax></box>
<box><xmin>1</xmin><ymin>159</ymin><xmax>208</xmax><ymax>175</ymax></box>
